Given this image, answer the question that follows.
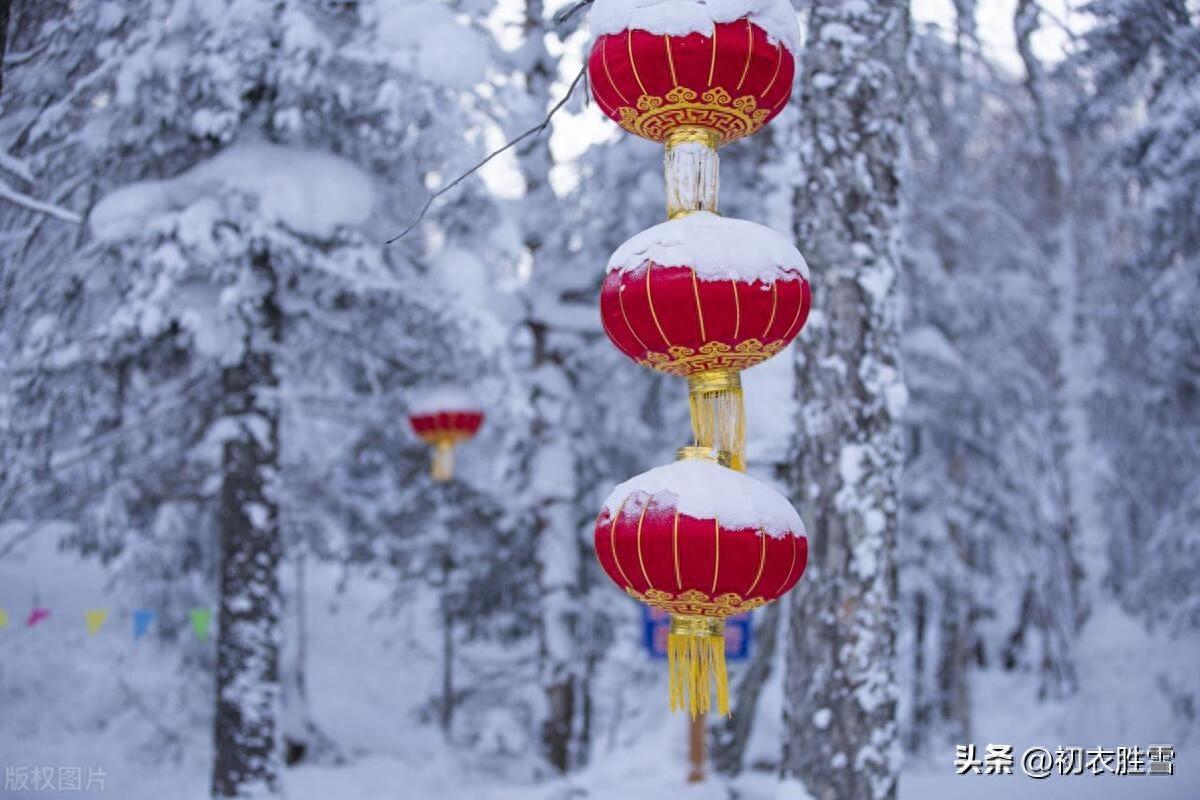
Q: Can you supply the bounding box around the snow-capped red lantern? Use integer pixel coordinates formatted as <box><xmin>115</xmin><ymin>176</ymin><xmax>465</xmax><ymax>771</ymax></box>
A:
<box><xmin>408</xmin><ymin>387</ymin><xmax>484</xmax><ymax>481</ymax></box>
<box><xmin>588</xmin><ymin>0</ymin><xmax>802</xmax><ymax>219</ymax></box>
<box><xmin>587</xmin><ymin>6</ymin><xmax>797</xmax><ymax>146</ymax></box>
<box><xmin>595</xmin><ymin>449</ymin><xmax>807</xmax><ymax>715</ymax></box>
<box><xmin>600</xmin><ymin>212</ymin><xmax>811</xmax><ymax>468</ymax></box>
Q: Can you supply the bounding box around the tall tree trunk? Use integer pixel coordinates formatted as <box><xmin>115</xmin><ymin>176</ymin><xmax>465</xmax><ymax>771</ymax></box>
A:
<box><xmin>212</xmin><ymin>245</ymin><xmax>283</xmax><ymax>798</ymax></box>
<box><xmin>781</xmin><ymin>2</ymin><xmax>908</xmax><ymax>799</ymax></box>
<box><xmin>512</xmin><ymin>0</ymin><xmax>584</xmax><ymax>774</ymax></box>
<box><xmin>440</xmin><ymin>549</ymin><xmax>455</xmax><ymax>734</ymax></box>
<box><xmin>0</xmin><ymin>0</ymin><xmax>10</xmax><ymax>96</ymax></box>
<box><xmin>1014</xmin><ymin>0</ymin><xmax>1088</xmax><ymax>692</ymax></box>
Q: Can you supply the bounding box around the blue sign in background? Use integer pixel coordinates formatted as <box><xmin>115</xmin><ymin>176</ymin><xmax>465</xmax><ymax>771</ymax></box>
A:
<box><xmin>642</xmin><ymin>605</ymin><xmax>753</xmax><ymax>662</ymax></box>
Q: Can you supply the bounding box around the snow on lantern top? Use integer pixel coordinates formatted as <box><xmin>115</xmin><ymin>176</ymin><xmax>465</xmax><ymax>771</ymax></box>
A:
<box><xmin>589</xmin><ymin>0</ymin><xmax>801</xmax><ymax>54</ymax></box>
<box><xmin>601</xmin><ymin>458</ymin><xmax>804</xmax><ymax>538</ymax></box>
<box><xmin>408</xmin><ymin>386</ymin><xmax>483</xmax><ymax>416</ymax></box>
<box><xmin>608</xmin><ymin>211</ymin><xmax>809</xmax><ymax>283</ymax></box>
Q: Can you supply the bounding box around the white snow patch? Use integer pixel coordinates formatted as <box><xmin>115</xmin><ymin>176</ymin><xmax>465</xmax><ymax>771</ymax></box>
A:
<box><xmin>408</xmin><ymin>385</ymin><xmax>482</xmax><ymax>415</ymax></box>
<box><xmin>90</xmin><ymin>143</ymin><xmax>375</xmax><ymax>240</ymax></box>
<box><xmin>602</xmin><ymin>458</ymin><xmax>805</xmax><ymax>537</ymax></box>
<box><xmin>375</xmin><ymin>1</ymin><xmax>488</xmax><ymax>90</ymax></box>
<box><xmin>590</xmin><ymin>0</ymin><xmax>802</xmax><ymax>55</ymax></box>
<box><xmin>838</xmin><ymin>443</ymin><xmax>865</xmax><ymax>486</ymax></box>
<box><xmin>608</xmin><ymin>211</ymin><xmax>809</xmax><ymax>283</ymax></box>
<box><xmin>773</xmin><ymin>777</ymin><xmax>818</xmax><ymax>800</ymax></box>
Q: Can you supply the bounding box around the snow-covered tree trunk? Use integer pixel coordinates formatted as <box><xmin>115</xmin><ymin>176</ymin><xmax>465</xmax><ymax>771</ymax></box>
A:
<box><xmin>781</xmin><ymin>2</ymin><xmax>908</xmax><ymax>798</ymax></box>
<box><xmin>509</xmin><ymin>0</ymin><xmax>586</xmax><ymax>774</ymax></box>
<box><xmin>1014</xmin><ymin>0</ymin><xmax>1092</xmax><ymax>640</ymax></box>
<box><xmin>0</xmin><ymin>0</ymin><xmax>10</xmax><ymax>96</ymax></box>
<box><xmin>212</xmin><ymin>244</ymin><xmax>283</xmax><ymax>798</ymax></box>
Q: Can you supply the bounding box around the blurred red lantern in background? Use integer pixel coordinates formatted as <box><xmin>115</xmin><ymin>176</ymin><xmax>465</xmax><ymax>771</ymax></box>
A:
<box><xmin>408</xmin><ymin>390</ymin><xmax>484</xmax><ymax>481</ymax></box>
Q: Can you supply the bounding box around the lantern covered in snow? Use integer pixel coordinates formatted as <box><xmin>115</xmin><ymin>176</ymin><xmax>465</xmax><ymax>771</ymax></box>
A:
<box><xmin>600</xmin><ymin>211</ymin><xmax>810</xmax><ymax>469</ymax></box>
<box><xmin>408</xmin><ymin>388</ymin><xmax>484</xmax><ymax>482</ymax></box>
<box><xmin>595</xmin><ymin>448</ymin><xmax>807</xmax><ymax>715</ymax></box>
<box><xmin>588</xmin><ymin>6</ymin><xmax>798</xmax><ymax>147</ymax></box>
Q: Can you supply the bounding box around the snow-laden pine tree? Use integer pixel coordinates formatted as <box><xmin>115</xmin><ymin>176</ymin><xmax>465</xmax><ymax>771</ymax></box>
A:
<box><xmin>497</xmin><ymin>0</ymin><xmax>587</xmax><ymax>771</ymax></box>
<box><xmin>780</xmin><ymin>1</ymin><xmax>908</xmax><ymax>797</ymax></box>
<box><xmin>894</xmin><ymin>5</ymin><xmax>1096</xmax><ymax>751</ymax></box>
<box><xmin>1071</xmin><ymin>0</ymin><xmax>1200</xmax><ymax>637</ymax></box>
<box><xmin>1</xmin><ymin>0</ymin><xmax>511</xmax><ymax>793</ymax></box>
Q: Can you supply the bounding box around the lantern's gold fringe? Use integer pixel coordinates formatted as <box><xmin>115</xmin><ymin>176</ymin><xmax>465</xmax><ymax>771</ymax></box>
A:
<box><xmin>687</xmin><ymin>369</ymin><xmax>746</xmax><ymax>472</ymax></box>
<box><xmin>431</xmin><ymin>439</ymin><xmax>455</xmax><ymax>481</ymax></box>
<box><xmin>668</xmin><ymin>615</ymin><xmax>729</xmax><ymax>717</ymax></box>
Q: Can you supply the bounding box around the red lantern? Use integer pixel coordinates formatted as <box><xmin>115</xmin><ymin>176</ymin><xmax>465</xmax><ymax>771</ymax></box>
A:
<box><xmin>595</xmin><ymin>449</ymin><xmax>807</xmax><ymax>715</ymax></box>
<box><xmin>588</xmin><ymin>20</ymin><xmax>795</xmax><ymax>146</ymax></box>
<box><xmin>408</xmin><ymin>390</ymin><xmax>484</xmax><ymax>481</ymax></box>
<box><xmin>599</xmin><ymin>211</ymin><xmax>811</xmax><ymax>468</ymax></box>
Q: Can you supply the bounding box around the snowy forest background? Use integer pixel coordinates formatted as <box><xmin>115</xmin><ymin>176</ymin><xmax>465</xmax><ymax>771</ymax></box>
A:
<box><xmin>1</xmin><ymin>0</ymin><xmax>1198</xmax><ymax>798</ymax></box>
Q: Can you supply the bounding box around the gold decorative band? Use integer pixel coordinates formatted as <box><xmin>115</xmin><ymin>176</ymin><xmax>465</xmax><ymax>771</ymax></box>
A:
<box><xmin>618</xmin><ymin>85</ymin><xmax>771</xmax><ymax>144</ymax></box>
<box><xmin>665</xmin><ymin>125</ymin><xmax>720</xmax><ymax>152</ymax></box>
<box><xmin>639</xmin><ymin>338</ymin><xmax>787</xmax><ymax>377</ymax></box>
<box><xmin>676</xmin><ymin>445</ymin><xmax>732</xmax><ymax>467</ymax></box>
<box><xmin>670</xmin><ymin>614</ymin><xmax>724</xmax><ymax>638</ymax></box>
<box><xmin>627</xmin><ymin>587</ymin><xmax>767</xmax><ymax>618</ymax></box>
<box><xmin>687</xmin><ymin>368</ymin><xmax>742</xmax><ymax>396</ymax></box>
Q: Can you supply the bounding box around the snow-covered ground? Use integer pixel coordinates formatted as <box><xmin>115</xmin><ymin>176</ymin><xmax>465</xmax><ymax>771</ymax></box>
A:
<box><xmin>2</xmin><ymin>531</ymin><xmax>1195</xmax><ymax>799</ymax></box>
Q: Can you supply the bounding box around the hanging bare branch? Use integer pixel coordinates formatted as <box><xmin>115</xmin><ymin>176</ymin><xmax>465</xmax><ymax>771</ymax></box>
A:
<box><xmin>385</xmin><ymin>64</ymin><xmax>586</xmax><ymax>243</ymax></box>
<box><xmin>553</xmin><ymin>0</ymin><xmax>594</xmax><ymax>25</ymax></box>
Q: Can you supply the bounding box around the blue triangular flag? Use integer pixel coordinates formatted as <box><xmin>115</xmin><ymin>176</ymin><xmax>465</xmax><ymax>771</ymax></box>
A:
<box><xmin>132</xmin><ymin>609</ymin><xmax>155</xmax><ymax>640</ymax></box>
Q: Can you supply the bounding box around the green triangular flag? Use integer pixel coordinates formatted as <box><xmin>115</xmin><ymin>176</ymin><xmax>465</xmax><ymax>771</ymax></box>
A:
<box><xmin>85</xmin><ymin>608</ymin><xmax>109</xmax><ymax>636</ymax></box>
<box><xmin>189</xmin><ymin>608</ymin><xmax>212</xmax><ymax>641</ymax></box>
<box><xmin>0</xmin><ymin>608</ymin><xmax>8</xmax><ymax>629</ymax></box>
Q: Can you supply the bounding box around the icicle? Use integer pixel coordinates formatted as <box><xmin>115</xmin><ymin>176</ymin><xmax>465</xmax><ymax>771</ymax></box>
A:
<box><xmin>664</xmin><ymin>126</ymin><xmax>720</xmax><ymax>219</ymax></box>
<box><xmin>431</xmin><ymin>439</ymin><xmax>455</xmax><ymax>481</ymax></box>
<box><xmin>687</xmin><ymin>369</ymin><xmax>746</xmax><ymax>472</ymax></box>
<box><xmin>668</xmin><ymin>614</ymin><xmax>729</xmax><ymax>717</ymax></box>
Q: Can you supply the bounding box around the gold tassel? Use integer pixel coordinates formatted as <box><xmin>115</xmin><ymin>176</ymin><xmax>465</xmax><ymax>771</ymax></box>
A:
<box><xmin>687</xmin><ymin>369</ymin><xmax>746</xmax><ymax>472</ymax></box>
<box><xmin>431</xmin><ymin>439</ymin><xmax>455</xmax><ymax>481</ymax></box>
<box><xmin>668</xmin><ymin>614</ymin><xmax>730</xmax><ymax>717</ymax></box>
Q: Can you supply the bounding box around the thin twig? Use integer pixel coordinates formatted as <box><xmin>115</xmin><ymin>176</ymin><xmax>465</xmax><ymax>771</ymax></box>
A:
<box><xmin>385</xmin><ymin>64</ymin><xmax>587</xmax><ymax>243</ymax></box>
<box><xmin>553</xmin><ymin>0</ymin><xmax>594</xmax><ymax>25</ymax></box>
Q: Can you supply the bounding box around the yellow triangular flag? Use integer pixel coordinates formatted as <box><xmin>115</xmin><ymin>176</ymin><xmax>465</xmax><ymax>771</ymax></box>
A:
<box><xmin>85</xmin><ymin>609</ymin><xmax>108</xmax><ymax>636</ymax></box>
<box><xmin>0</xmin><ymin>608</ymin><xmax>8</xmax><ymax>629</ymax></box>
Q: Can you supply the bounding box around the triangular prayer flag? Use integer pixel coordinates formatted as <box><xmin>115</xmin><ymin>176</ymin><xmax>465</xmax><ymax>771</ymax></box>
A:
<box><xmin>0</xmin><ymin>608</ymin><xmax>8</xmax><ymax>629</ymax></box>
<box><xmin>190</xmin><ymin>608</ymin><xmax>212</xmax><ymax>641</ymax></box>
<box><xmin>132</xmin><ymin>609</ymin><xmax>155</xmax><ymax>640</ymax></box>
<box><xmin>26</xmin><ymin>607</ymin><xmax>49</xmax><ymax>627</ymax></box>
<box><xmin>85</xmin><ymin>609</ymin><xmax>109</xmax><ymax>636</ymax></box>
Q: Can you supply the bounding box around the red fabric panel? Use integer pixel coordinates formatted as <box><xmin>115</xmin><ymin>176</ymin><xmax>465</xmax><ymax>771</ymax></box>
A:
<box><xmin>408</xmin><ymin>411</ymin><xmax>484</xmax><ymax>440</ymax></box>
<box><xmin>610</xmin><ymin>266</ymin><xmax>673</xmax><ymax>351</ymax></box>
<box><xmin>668</xmin><ymin>30</ymin><xmax>713</xmax><ymax>90</ymax></box>
<box><xmin>710</xmin><ymin>525</ymin><xmax>761</xmax><ymax>597</ymax></box>
<box><xmin>694</xmin><ymin>275</ymin><xmax>741</xmax><ymax>342</ymax></box>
